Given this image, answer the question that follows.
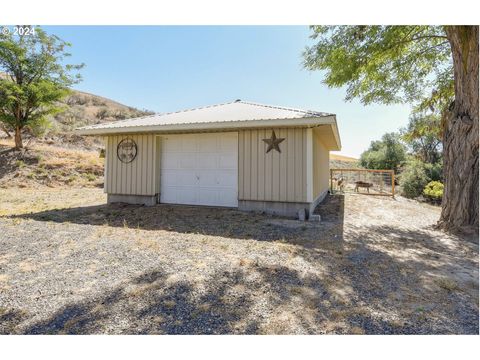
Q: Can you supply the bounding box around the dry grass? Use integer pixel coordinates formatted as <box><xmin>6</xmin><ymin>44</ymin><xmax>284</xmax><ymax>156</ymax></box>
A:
<box><xmin>0</xmin><ymin>187</ymin><xmax>106</xmax><ymax>216</ymax></box>
<box><xmin>330</xmin><ymin>153</ymin><xmax>358</xmax><ymax>162</ymax></box>
<box><xmin>53</xmin><ymin>90</ymin><xmax>153</xmax><ymax>132</ymax></box>
<box><xmin>0</xmin><ymin>138</ymin><xmax>104</xmax><ymax>188</ymax></box>
<box><xmin>163</xmin><ymin>300</ymin><xmax>177</xmax><ymax>310</ymax></box>
<box><xmin>435</xmin><ymin>278</ymin><xmax>461</xmax><ymax>292</ymax></box>
<box><xmin>330</xmin><ymin>153</ymin><xmax>360</xmax><ymax>169</ymax></box>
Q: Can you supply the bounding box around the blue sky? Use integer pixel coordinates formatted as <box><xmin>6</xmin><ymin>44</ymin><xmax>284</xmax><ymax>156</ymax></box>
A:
<box><xmin>46</xmin><ymin>26</ymin><xmax>412</xmax><ymax>158</ymax></box>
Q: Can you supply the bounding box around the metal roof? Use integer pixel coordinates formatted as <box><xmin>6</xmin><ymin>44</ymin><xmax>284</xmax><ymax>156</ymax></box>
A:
<box><xmin>75</xmin><ymin>100</ymin><xmax>341</xmax><ymax>150</ymax></box>
<box><xmin>77</xmin><ymin>100</ymin><xmax>332</xmax><ymax>130</ymax></box>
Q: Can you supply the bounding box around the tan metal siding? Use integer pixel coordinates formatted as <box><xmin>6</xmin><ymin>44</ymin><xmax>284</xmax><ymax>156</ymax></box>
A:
<box><xmin>155</xmin><ymin>136</ymin><xmax>161</xmax><ymax>194</ymax></box>
<box><xmin>238</xmin><ymin>131</ymin><xmax>244</xmax><ymax>199</ymax></box>
<box><xmin>278</xmin><ymin>128</ymin><xmax>287</xmax><ymax>202</ymax></box>
<box><xmin>238</xmin><ymin>128</ymin><xmax>307</xmax><ymax>203</ymax></box>
<box><xmin>257</xmin><ymin>130</ymin><xmax>265</xmax><ymax>200</ymax></box>
<box><xmin>251</xmin><ymin>130</ymin><xmax>258</xmax><ymax>199</ymax></box>
<box><xmin>294</xmin><ymin>129</ymin><xmax>304</xmax><ymax>201</ymax></box>
<box><xmin>313</xmin><ymin>131</ymin><xmax>330</xmax><ymax>199</ymax></box>
<box><xmin>105</xmin><ymin>134</ymin><xmax>158</xmax><ymax>196</ymax></box>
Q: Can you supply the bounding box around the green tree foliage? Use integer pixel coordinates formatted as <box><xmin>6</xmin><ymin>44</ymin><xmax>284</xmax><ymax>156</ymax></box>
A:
<box><xmin>0</xmin><ymin>27</ymin><xmax>83</xmax><ymax>149</ymax></box>
<box><xmin>359</xmin><ymin>133</ymin><xmax>406</xmax><ymax>173</ymax></box>
<box><xmin>304</xmin><ymin>25</ymin><xmax>479</xmax><ymax>231</ymax></box>
<box><xmin>401</xmin><ymin>112</ymin><xmax>442</xmax><ymax>164</ymax></box>
<box><xmin>303</xmin><ymin>26</ymin><xmax>452</xmax><ymax>109</ymax></box>
<box><xmin>423</xmin><ymin>161</ymin><xmax>443</xmax><ymax>183</ymax></box>
<box><xmin>399</xmin><ymin>158</ymin><xmax>430</xmax><ymax>198</ymax></box>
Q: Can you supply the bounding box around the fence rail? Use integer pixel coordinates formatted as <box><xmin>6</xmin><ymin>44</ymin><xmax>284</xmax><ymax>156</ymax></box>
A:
<box><xmin>330</xmin><ymin>168</ymin><xmax>395</xmax><ymax>197</ymax></box>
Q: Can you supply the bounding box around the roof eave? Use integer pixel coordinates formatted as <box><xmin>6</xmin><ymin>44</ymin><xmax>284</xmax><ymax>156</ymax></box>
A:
<box><xmin>75</xmin><ymin>116</ymin><xmax>338</xmax><ymax>136</ymax></box>
<box><xmin>330</xmin><ymin>115</ymin><xmax>342</xmax><ymax>151</ymax></box>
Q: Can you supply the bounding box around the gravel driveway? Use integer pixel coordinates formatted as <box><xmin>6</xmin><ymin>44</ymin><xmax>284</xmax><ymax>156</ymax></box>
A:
<box><xmin>0</xmin><ymin>188</ymin><xmax>478</xmax><ymax>334</ymax></box>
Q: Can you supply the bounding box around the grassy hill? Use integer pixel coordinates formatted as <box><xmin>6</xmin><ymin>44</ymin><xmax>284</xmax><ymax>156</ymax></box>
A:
<box><xmin>330</xmin><ymin>153</ymin><xmax>360</xmax><ymax>169</ymax></box>
<box><xmin>0</xmin><ymin>138</ymin><xmax>103</xmax><ymax>188</ymax></box>
<box><xmin>52</xmin><ymin>90</ymin><xmax>154</xmax><ymax>132</ymax></box>
<box><xmin>0</xmin><ymin>89</ymin><xmax>151</xmax><ymax>188</ymax></box>
<box><xmin>0</xmin><ymin>87</ymin><xmax>154</xmax><ymax>150</ymax></box>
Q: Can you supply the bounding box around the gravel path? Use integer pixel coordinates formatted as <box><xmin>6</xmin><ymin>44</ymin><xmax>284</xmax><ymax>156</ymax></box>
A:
<box><xmin>0</xmin><ymin>188</ymin><xmax>478</xmax><ymax>334</ymax></box>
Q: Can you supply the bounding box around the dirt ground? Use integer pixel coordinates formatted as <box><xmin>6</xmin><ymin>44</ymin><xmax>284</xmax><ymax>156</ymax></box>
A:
<box><xmin>0</xmin><ymin>187</ymin><xmax>478</xmax><ymax>334</ymax></box>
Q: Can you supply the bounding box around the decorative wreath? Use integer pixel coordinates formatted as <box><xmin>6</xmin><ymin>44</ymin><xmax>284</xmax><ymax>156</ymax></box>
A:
<box><xmin>117</xmin><ymin>138</ymin><xmax>137</xmax><ymax>163</ymax></box>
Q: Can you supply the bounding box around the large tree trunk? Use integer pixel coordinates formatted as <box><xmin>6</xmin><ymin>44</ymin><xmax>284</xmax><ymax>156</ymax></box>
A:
<box><xmin>440</xmin><ymin>26</ymin><xmax>479</xmax><ymax>234</ymax></box>
<box><xmin>14</xmin><ymin>126</ymin><xmax>23</xmax><ymax>149</ymax></box>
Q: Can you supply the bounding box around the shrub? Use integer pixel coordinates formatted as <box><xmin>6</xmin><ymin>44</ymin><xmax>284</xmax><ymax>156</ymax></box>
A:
<box><xmin>399</xmin><ymin>159</ymin><xmax>429</xmax><ymax>198</ymax></box>
<box><xmin>66</xmin><ymin>174</ymin><xmax>78</xmax><ymax>183</ymax></box>
<box><xmin>423</xmin><ymin>181</ymin><xmax>443</xmax><ymax>202</ymax></box>
<box><xmin>112</xmin><ymin>111</ymin><xmax>127</xmax><ymax>120</ymax></box>
<box><xmin>55</xmin><ymin>107</ymin><xmax>85</xmax><ymax>126</ymax></box>
<box><xmin>96</xmin><ymin>108</ymin><xmax>110</xmax><ymax>119</ymax></box>
<box><xmin>91</xmin><ymin>97</ymin><xmax>106</xmax><ymax>106</ymax></box>
<box><xmin>26</xmin><ymin>117</ymin><xmax>52</xmax><ymax>137</ymax></box>
<box><xmin>66</xmin><ymin>94</ymin><xmax>89</xmax><ymax>106</ymax></box>
<box><xmin>84</xmin><ymin>173</ymin><xmax>97</xmax><ymax>182</ymax></box>
<box><xmin>424</xmin><ymin>161</ymin><xmax>443</xmax><ymax>182</ymax></box>
<box><xmin>360</xmin><ymin>132</ymin><xmax>406</xmax><ymax>173</ymax></box>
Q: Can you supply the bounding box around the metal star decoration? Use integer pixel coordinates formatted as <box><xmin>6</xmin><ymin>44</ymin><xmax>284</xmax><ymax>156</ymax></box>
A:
<box><xmin>262</xmin><ymin>130</ymin><xmax>285</xmax><ymax>153</ymax></box>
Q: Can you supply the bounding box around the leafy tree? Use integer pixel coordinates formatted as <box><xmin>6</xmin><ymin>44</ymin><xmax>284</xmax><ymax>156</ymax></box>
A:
<box><xmin>401</xmin><ymin>112</ymin><xmax>442</xmax><ymax>164</ymax></box>
<box><xmin>359</xmin><ymin>132</ymin><xmax>406</xmax><ymax>173</ymax></box>
<box><xmin>0</xmin><ymin>27</ymin><xmax>83</xmax><ymax>149</ymax></box>
<box><xmin>304</xmin><ymin>25</ymin><xmax>478</xmax><ymax>232</ymax></box>
<box><xmin>423</xmin><ymin>161</ymin><xmax>443</xmax><ymax>183</ymax></box>
<box><xmin>400</xmin><ymin>158</ymin><xmax>430</xmax><ymax>199</ymax></box>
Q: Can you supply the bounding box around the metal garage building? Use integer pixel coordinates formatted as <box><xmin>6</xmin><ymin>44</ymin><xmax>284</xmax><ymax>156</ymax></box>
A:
<box><xmin>76</xmin><ymin>100</ymin><xmax>341</xmax><ymax>218</ymax></box>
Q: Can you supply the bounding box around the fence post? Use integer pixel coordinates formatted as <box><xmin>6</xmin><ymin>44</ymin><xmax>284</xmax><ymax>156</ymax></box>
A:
<box><xmin>330</xmin><ymin>169</ymin><xmax>333</xmax><ymax>193</ymax></box>
<box><xmin>391</xmin><ymin>170</ymin><xmax>395</xmax><ymax>197</ymax></box>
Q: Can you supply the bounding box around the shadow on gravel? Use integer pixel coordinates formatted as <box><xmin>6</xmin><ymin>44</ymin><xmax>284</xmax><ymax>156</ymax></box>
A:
<box><xmin>4</xmin><ymin>193</ymin><xmax>478</xmax><ymax>334</ymax></box>
<box><xmin>16</xmin><ymin>253</ymin><xmax>477</xmax><ymax>334</ymax></box>
<box><xmin>11</xmin><ymin>194</ymin><xmax>346</xmax><ymax>244</ymax></box>
<box><xmin>9</xmin><ymin>229</ymin><xmax>477</xmax><ymax>335</ymax></box>
<box><xmin>0</xmin><ymin>308</ymin><xmax>29</xmax><ymax>334</ymax></box>
<box><xmin>22</xmin><ymin>268</ymin><xmax>259</xmax><ymax>334</ymax></box>
<box><xmin>17</xmin><ymin>262</ymin><xmax>412</xmax><ymax>335</ymax></box>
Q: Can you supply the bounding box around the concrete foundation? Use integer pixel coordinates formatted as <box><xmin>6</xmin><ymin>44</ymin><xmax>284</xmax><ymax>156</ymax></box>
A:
<box><xmin>107</xmin><ymin>194</ymin><xmax>158</xmax><ymax>206</ymax></box>
<box><xmin>309</xmin><ymin>190</ymin><xmax>328</xmax><ymax>215</ymax></box>
<box><xmin>238</xmin><ymin>200</ymin><xmax>311</xmax><ymax>218</ymax></box>
<box><xmin>106</xmin><ymin>190</ymin><xmax>328</xmax><ymax>218</ymax></box>
<box><xmin>239</xmin><ymin>190</ymin><xmax>328</xmax><ymax>219</ymax></box>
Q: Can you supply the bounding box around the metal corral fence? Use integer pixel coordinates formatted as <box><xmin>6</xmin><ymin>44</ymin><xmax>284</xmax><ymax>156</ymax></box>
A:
<box><xmin>330</xmin><ymin>168</ymin><xmax>395</xmax><ymax>197</ymax></box>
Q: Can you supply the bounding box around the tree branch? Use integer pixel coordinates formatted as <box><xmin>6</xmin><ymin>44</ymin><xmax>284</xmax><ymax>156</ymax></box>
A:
<box><xmin>0</xmin><ymin>123</ymin><xmax>12</xmax><ymax>137</ymax></box>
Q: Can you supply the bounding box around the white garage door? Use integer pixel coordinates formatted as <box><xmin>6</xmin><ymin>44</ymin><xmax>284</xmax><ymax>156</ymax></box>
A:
<box><xmin>160</xmin><ymin>132</ymin><xmax>238</xmax><ymax>207</ymax></box>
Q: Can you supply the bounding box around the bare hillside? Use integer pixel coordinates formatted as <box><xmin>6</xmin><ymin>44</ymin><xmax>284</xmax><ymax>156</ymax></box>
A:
<box><xmin>330</xmin><ymin>153</ymin><xmax>360</xmax><ymax>169</ymax></box>
<box><xmin>0</xmin><ymin>138</ymin><xmax>103</xmax><ymax>189</ymax></box>
<box><xmin>52</xmin><ymin>90</ymin><xmax>154</xmax><ymax>132</ymax></box>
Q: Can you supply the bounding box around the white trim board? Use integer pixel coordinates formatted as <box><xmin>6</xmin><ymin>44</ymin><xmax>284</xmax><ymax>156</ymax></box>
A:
<box><xmin>306</xmin><ymin>128</ymin><xmax>313</xmax><ymax>203</ymax></box>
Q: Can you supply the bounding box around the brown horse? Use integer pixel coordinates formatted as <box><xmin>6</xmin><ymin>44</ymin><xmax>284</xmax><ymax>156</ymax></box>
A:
<box><xmin>354</xmin><ymin>181</ymin><xmax>373</xmax><ymax>193</ymax></box>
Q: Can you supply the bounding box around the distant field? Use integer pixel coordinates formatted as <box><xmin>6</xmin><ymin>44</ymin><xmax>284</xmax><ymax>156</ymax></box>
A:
<box><xmin>330</xmin><ymin>154</ymin><xmax>358</xmax><ymax>162</ymax></box>
<box><xmin>330</xmin><ymin>153</ymin><xmax>360</xmax><ymax>169</ymax></box>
